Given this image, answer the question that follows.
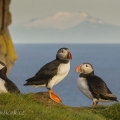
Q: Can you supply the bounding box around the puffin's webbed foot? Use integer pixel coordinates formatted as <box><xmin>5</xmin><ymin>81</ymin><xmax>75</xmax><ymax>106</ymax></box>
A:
<box><xmin>92</xmin><ymin>101</ymin><xmax>98</xmax><ymax>107</ymax></box>
<box><xmin>49</xmin><ymin>89</ymin><xmax>62</xmax><ymax>103</ymax></box>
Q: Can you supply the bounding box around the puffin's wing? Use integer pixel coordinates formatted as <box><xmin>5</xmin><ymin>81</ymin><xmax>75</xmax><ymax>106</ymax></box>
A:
<box><xmin>4</xmin><ymin>77</ymin><xmax>20</xmax><ymax>93</ymax></box>
<box><xmin>24</xmin><ymin>60</ymin><xmax>60</xmax><ymax>85</ymax></box>
<box><xmin>87</xmin><ymin>75</ymin><xmax>117</xmax><ymax>100</ymax></box>
<box><xmin>87</xmin><ymin>75</ymin><xmax>111</xmax><ymax>94</ymax></box>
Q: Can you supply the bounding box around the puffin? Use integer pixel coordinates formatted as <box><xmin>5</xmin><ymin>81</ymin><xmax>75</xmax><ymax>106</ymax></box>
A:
<box><xmin>0</xmin><ymin>61</ymin><xmax>20</xmax><ymax>93</ymax></box>
<box><xmin>24</xmin><ymin>48</ymin><xmax>72</xmax><ymax>103</ymax></box>
<box><xmin>76</xmin><ymin>62</ymin><xmax>118</xmax><ymax>107</ymax></box>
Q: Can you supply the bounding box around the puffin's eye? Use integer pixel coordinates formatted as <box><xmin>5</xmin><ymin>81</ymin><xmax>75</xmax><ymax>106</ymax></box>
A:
<box><xmin>61</xmin><ymin>50</ymin><xmax>63</xmax><ymax>53</ymax></box>
<box><xmin>86</xmin><ymin>64</ymin><xmax>88</xmax><ymax>67</ymax></box>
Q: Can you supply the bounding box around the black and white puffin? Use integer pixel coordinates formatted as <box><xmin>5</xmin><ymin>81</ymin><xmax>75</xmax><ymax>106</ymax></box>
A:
<box><xmin>24</xmin><ymin>48</ymin><xmax>72</xmax><ymax>103</ymax></box>
<box><xmin>76</xmin><ymin>63</ymin><xmax>118</xmax><ymax>107</ymax></box>
<box><xmin>0</xmin><ymin>61</ymin><xmax>20</xmax><ymax>93</ymax></box>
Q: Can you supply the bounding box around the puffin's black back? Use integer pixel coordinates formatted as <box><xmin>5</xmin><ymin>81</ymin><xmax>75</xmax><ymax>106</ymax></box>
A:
<box><xmin>24</xmin><ymin>58</ymin><xmax>69</xmax><ymax>86</ymax></box>
<box><xmin>0</xmin><ymin>61</ymin><xmax>20</xmax><ymax>93</ymax></box>
<box><xmin>4</xmin><ymin>76</ymin><xmax>20</xmax><ymax>93</ymax></box>
<box><xmin>85</xmin><ymin>75</ymin><xmax>118</xmax><ymax>101</ymax></box>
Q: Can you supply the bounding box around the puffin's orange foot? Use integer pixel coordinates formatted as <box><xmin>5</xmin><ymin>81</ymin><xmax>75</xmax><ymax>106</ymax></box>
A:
<box><xmin>49</xmin><ymin>90</ymin><xmax>62</xmax><ymax>103</ymax></box>
<box><xmin>92</xmin><ymin>101</ymin><xmax>98</xmax><ymax>107</ymax></box>
<box><xmin>92</xmin><ymin>102</ymin><xmax>95</xmax><ymax>107</ymax></box>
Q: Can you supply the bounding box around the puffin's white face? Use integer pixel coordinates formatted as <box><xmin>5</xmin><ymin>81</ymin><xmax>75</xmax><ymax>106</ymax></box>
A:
<box><xmin>76</xmin><ymin>63</ymin><xmax>94</xmax><ymax>74</ymax></box>
<box><xmin>56</xmin><ymin>48</ymin><xmax>72</xmax><ymax>60</ymax></box>
<box><xmin>0</xmin><ymin>64</ymin><xmax>5</xmax><ymax>70</ymax></box>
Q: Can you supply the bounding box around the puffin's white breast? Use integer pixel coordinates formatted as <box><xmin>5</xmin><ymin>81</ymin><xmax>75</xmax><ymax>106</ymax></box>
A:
<box><xmin>77</xmin><ymin>77</ymin><xmax>93</xmax><ymax>100</ymax></box>
<box><xmin>0</xmin><ymin>78</ymin><xmax>8</xmax><ymax>93</ymax></box>
<box><xmin>47</xmin><ymin>62</ymin><xmax>70</xmax><ymax>88</ymax></box>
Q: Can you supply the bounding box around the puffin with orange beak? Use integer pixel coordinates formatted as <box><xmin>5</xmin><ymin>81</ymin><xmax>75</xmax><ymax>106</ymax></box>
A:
<box><xmin>24</xmin><ymin>48</ymin><xmax>72</xmax><ymax>103</ymax></box>
<box><xmin>76</xmin><ymin>63</ymin><xmax>118</xmax><ymax>107</ymax></box>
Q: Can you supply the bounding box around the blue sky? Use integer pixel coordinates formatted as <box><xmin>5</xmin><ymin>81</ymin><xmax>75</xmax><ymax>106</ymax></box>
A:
<box><xmin>9</xmin><ymin>0</ymin><xmax>120</xmax><ymax>43</ymax></box>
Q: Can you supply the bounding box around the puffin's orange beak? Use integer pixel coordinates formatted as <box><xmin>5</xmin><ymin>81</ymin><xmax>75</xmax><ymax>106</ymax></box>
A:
<box><xmin>76</xmin><ymin>65</ymin><xmax>81</xmax><ymax>73</ymax></box>
<box><xmin>68</xmin><ymin>52</ymin><xmax>72</xmax><ymax>59</ymax></box>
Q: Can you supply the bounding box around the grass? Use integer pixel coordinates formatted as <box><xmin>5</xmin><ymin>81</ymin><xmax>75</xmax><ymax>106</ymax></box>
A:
<box><xmin>0</xmin><ymin>92</ymin><xmax>119</xmax><ymax>120</ymax></box>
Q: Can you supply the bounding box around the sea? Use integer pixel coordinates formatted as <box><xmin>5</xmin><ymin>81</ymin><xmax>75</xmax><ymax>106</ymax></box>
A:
<box><xmin>8</xmin><ymin>44</ymin><xmax>120</xmax><ymax>107</ymax></box>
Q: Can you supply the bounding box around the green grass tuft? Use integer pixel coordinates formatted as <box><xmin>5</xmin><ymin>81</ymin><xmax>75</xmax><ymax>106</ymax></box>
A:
<box><xmin>0</xmin><ymin>92</ymin><xmax>119</xmax><ymax>120</ymax></box>
<box><xmin>98</xmin><ymin>103</ymin><xmax>120</xmax><ymax>120</ymax></box>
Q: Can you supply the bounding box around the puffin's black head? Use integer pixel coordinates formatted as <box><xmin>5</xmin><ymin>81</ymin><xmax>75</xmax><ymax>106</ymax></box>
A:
<box><xmin>0</xmin><ymin>61</ymin><xmax>7</xmax><ymax>74</ymax></box>
<box><xmin>56</xmin><ymin>48</ymin><xmax>72</xmax><ymax>60</ymax></box>
<box><xmin>76</xmin><ymin>63</ymin><xmax>94</xmax><ymax>75</ymax></box>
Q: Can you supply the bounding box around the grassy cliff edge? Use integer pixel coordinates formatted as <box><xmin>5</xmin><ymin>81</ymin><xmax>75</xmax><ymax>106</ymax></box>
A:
<box><xmin>0</xmin><ymin>92</ymin><xmax>119</xmax><ymax>120</ymax></box>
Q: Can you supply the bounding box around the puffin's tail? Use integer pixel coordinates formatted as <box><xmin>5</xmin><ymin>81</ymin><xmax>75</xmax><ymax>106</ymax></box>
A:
<box><xmin>23</xmin><ymin>79</ymin><xmax>30</xmax><ymax>86</ymax></box>
<box><xmin>104</xmin><ymin>94</ymin><xmax>118</xmax><ymax>102</ymax></box>
<box><xmin>23</xmin><ymin>83</ymin><xmax>28</xmax><ymax>86</ymax></box>
<box><xmin>23</xmin><ymin>77</ymin><xmax>34</xmax><ymax>86</ymax></box>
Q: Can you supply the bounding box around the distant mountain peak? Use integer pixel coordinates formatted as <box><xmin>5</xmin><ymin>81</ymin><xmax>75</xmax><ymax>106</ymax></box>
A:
<box><xmin>21</xmin><ymin>12</ymin><xmax>105</xmax><ymax>30</ymax></box>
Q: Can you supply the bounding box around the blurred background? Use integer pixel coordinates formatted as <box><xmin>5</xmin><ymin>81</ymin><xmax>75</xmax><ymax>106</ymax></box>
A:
<box><xmin>0</xmin><ymin>0</ymin><xmax>120</xmax><ymax>107</ymax></box>
<box><xmin>10</xmin><ymin>0</ymin><xmax>120</xmax><ymax>44</ymax></box>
